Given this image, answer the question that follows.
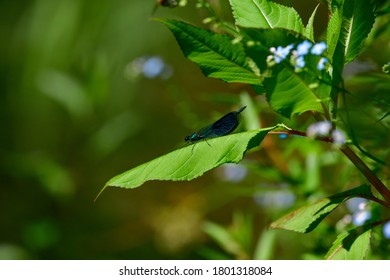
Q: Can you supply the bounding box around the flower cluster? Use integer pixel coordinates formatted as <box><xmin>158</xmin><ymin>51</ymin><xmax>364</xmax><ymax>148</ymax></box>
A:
<box><xmin>268</xmin><ymin>40</ymin><xmax>329</xmax><ymax>71</ymax></box>
<box><xmin>339</xmin><ymin>198</ymin><xmax>390</xmax><ymax>239</ymax></box>
<box><xmin>306</xmin><ymin>121</ymin><xmax>346</xmax><ymax>146</ymax></box>
<box><xmin>269</xmin><ymin>44</ymin><xmax>294</xmax><ymax>64</ymax></box>
<box><xmin>340</xmin><ymin>198</ymin><xmax>372</xmax><ymax>227</ymax></box>
<box><xmin>350</xmin><ymin>199</ymin><xmax>372</xmax><ymax>226</ymax></box>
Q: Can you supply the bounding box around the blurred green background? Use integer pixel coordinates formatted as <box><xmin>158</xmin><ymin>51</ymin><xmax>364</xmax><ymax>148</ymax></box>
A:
<box><xmin>1</xmin><ymin>0</ymin><xmax>389</xmax><ymax>260</ymax></box>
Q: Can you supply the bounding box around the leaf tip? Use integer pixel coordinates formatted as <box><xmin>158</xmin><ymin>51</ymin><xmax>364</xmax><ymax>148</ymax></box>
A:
<box><xmin>94</xmin><ymin>184</ymin><xmax>110</xmax><ymax>202</ymax></box>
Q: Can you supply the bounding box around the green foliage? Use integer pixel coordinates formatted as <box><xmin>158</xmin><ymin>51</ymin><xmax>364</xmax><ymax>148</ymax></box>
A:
<box><xmin>325</xmin><ymin>226</ymin><xmax>372</xmax><ymax>260</ymax></box>
<box><xmin>270</xmin><ymin>185</ymin><xmax>373</xmax><ymax>233</ymax></box>
<box><xmin>229</xmin><ymin>0</ymin><xmax>305</xmax><ymax>36</ymax></box>
<box><xmin>342</xmin><ymin>0</ymin><xmax>376</xmax><ymax>64</ymax></box>
<box><xmin>160</xmin><ymin>19</ymin><xmax>329</xmax><ymax>118</ymax></box>
<box><xmin>202</xmin><ymin>211</ymin><xmax>277</xmax><ymax>260</ymax></box>
<box><xmin>263</xmin><ymin>67</ymin><xmax>325</xmax><ymax>117</ymax></box>
<box><xmin>99</xmin><ymin>127</ymin><xmax>273</xmax><ymax>196</ymax></box>
<box><xmin>326</xmin><ymin>0</ymin><xmax>376</xmax><ymax>64</ymax></box>
<box><xmin>99</xmin><ymin>0</ymin><xmax>390</xmax><ymax>260</ymax></box>
<box><xmin>159</xmin><ymin>19</ymin><xmax>263</xmax><ymax>85</ymax></box>
<box><xmin>203</xmin><ymin>211</ymin><xmax>253</xmax><ymax>259</ymax></box>
<box><xmin>305</xmin><ymin>5</ymin><xmax>319</xmax><ymax>42</ymax></box>
<box><xmin>326</xmin><ymin>0</ymin><xmax>376</xmax><ymax>95</ymax></box>
<box><xmin>3</xmin><ymin>0</ymin><xmax>389</xmax><ymax>261</ymax></box>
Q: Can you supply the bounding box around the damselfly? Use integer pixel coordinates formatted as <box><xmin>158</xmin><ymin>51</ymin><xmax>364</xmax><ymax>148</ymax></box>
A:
<box><xmin>185</xmin><ymin>106</ymin><xmax>247</xmax><ymax>145</ymax></box>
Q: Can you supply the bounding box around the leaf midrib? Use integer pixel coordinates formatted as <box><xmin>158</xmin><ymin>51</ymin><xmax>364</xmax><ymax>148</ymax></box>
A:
<box><xmin>171</xmin><ymin>21</ymin><xmax>258</xmax><ymax>77</ymax></box>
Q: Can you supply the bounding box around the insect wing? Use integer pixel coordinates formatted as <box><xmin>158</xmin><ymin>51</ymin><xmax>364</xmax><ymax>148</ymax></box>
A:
<box><xmin>209</xmin><ymin>112</ymin><xmax>240</xmax><ymax>137</ymax></box>
<box><xmin>195</xmin><ymin>124</ymin><xmax>215</xmax><ymax>139</ymax></box>
<box><xmin>184</xmin><ymin>106</ymin><xmax>246</xmax><ymax>143</ymax></box>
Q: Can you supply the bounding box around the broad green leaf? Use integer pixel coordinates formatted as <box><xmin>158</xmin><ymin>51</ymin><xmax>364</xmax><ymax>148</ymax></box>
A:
<box><xmin>325</xmin><ymin>227</ymin><xmax>372</xmax><ymax>260</ymax></box>
<box><xmin>97</xmin><ymin>128</ymin><xmax>273</xmax><ymax>198</ymax></box>
<box><xmin>326</xmin><ymin>0</ymin><xmax>375</xmax><ymax>100</ymax></box>
<box><xmin>240</xmin><ymin>28</ymin><xmax>329</xmax><ymax>118</ymax></box>
<box><xmin>342</xmin><ymin>0</ymin><xmax>375</xmax><ymax>64</ymax></box>
<box><xmin>305</xmin><ymin>4</ymin><xmax>319</xmax><ymax>41</ymax></box>
<box><xmin>159</xmin><ymin>19</ymin><xmax>263</xmax><ymax>85</ymax></box>
<box><xmin>264</xmin><ymin>67</ymin><xmax>324</xmax><ymax>118</ymax></box>
<box><xmin>326</xmin><ymin>0</ymin><xmax>375</xmax><ymax>64</ymax></box>
<box><xmin>270</xmin><ymin>184</ymin><xmax>372</xmax><ymax>233</ymax></box>
<box><xmin>229</xmin><ymin>0</ymin><xmax>305</xmax><ymax>35</ymax></box>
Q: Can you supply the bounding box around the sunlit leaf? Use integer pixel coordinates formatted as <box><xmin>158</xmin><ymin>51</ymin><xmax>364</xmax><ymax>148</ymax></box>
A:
<box><xmin>230</xmin><ymin>0</ymin><xmax>305</xmax><ymax>35</ymax></box>
<box><xmin>342</xmin><ymin>0</ymin><xmax>375</xmax><ymax>64</ymax></box>
<box><xmin>305</xmin><ymin>4</ymin><xmax>319</xmax><ymax>41</ymax></box>
<box><xmin>325</xmin><ymin>227</ymin><xmax>372</xmax><ymax>260</ymax></box>
<box><xmin>240</xmin><ymin>28</ymin><xmax>329</xmax><ymax>118</ymax></box>
<box><xmin>97</xmin><ymin>128</ymin><xmax>273</xmax><ymax>198</ymax></box>
<box><xmin>264</xmin><ymin>67</ymin><xmax>324</xmax><ymax>118</ymax></box>
<box><xmin>159</xmin><ymin>19</ymin><xmax>263</xmax><ymax>85</ymax></box>
<box><xmin>326</xmin><ymin>0</ymin><xmax>375</xmax><ymax>63</ymax></box>
<box><xmin>270</xmin><ymin>184</ymin><xmax>373</xmax><ymax>233</ymax></box>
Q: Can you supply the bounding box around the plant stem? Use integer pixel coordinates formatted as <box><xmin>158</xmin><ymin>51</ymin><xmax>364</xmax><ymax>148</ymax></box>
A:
<box><xmin>269</xmin><ymin>130</ymin><xmax>390</xmax><ymax>206</ymax></box>
<box><xmin>340</xmin><ymin>146</ymin><xmax>390</xmax><ymax>205</ymax></box>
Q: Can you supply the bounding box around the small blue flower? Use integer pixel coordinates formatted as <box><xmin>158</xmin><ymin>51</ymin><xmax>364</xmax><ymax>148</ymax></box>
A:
<box><xmin>317</xmin><ymin>57</ymin><xmax>328</xmax><ymax>71</ymax></box>
<box><xmin>221</xmin><ymin>163</ymin><xmax>247</xmax><ymax>183</ymax></box>
<box><xmin>346</xmin><ymin>198</ymin><xmax>367</xmax><ymax>213</ymax></box>
<box><xmin>331</xmin><ymin>129</ymin><xmax>346</xmax><ymax>145</ymax></box>
<box><xmin>311</xmin><ymin>42</ymin><xmax>327</xmax><ymax>55</ymax></box>
<box><xmin>296</xmin><ymin>40</ymin><xmax>312</xmax><ymax>56</ymax></box>
<box><xmin>254</xmin><ymin>189</ymin><xmax>296</xmax><ymax>209</ymax></box>
<box><xmin>143</xmin><ymin>56</ymin><xmax>166</xmax><ymax>78</ymax></box>
<box><xmin>295</xmin><ymin>56</ymin><xmax>306</xmax><ymax>69</ymax></box>
<box><xmin>272</xmin><ymin>44</ymin><xmax>294</xmax><ymax>63</ymax></box>
<box><xmin>352</xmin><ymin>210</ymin><xmax>371</xmax><ymax>226</ymax></box>
<box><xmin>307</xmin><ymin>121</ymin><xmax>332</xmax><ymax>137</ymax></box>
<box><xmin>383</xmin><ymin>221</ymin><xmax>390</xmax><ymax>239</ymax></box>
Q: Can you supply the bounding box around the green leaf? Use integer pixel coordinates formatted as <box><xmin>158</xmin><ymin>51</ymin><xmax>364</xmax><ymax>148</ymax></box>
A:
<box><xmin>325</xmin><ymin>227</ymin><xmax>372</xmax><ymax>260</ymax></box>
<box><xmin>326</xmin><ymin>1</ymin><xmax>343</xmax><ymax>60</ymax></box>
<box><xmin>159</xmin><ymin>19</ymin><xmax>262</xmax><ymax>85</ymax></box>
<box><xmin>229</xmin><ymin>0</ymin><xmax>305</xmax><ymax>35</ymax></box>
<box><xmin>203</xmin><ymin>221</ymin><xmax>243</xmax><ymax>257</ymax></box>
<box><xmin>264</xmin><ymin>67</ymin><xmax>324</xmax><ymax>118</ymax></box>
<box><xmin>97</xmin><ymin>128</ymin><xmax>273</xmax><ymax>198</ymax></box>
<box><xmin>254</xmin><ymin>229</ymin><xmax>277</xmax><ymax>260</ymax></box>
<box><xmin>326</xmin><ymin>0</ymin><xmax>376</xmax><ymax>64</ymax></box>
<box><xmin>305</xmin><ymin>4</ymin><xmax>319</xmax><ymax>41</ymax></box>
<box><xmin>240</xmin><ymin>28</ymin><xmax>329</xmax><ymax>118</ymax></box>
<box><xmin>342</xmin><ymin>0</ymin><xmax>376</xmax><ymax>64</ymax></box>
<box><xmin>270</xmin><ymin>184</ymin><xmax>372</xmax><ymax>233</ymax></box>
<box><xmin>242</xmin><ymin>28</ymin><xmax>301</xmax><ymax>71</ymax></box>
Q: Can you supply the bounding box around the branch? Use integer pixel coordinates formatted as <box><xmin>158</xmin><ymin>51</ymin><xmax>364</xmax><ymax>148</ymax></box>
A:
<box><xmin>340</xmin><ymin>146</ymin><xmax>390</xmax><ymax>205</ymax></box>
<box><xmin>269</xmin><ymin>130</ymin><xmax>390</xmax><ymax>206</ymax></box>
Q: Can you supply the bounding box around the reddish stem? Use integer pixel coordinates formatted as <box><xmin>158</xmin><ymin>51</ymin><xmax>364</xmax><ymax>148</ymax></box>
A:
<box><xmin>269</xmin><ymin>130</ymin><xmax>390</xmax><ymax>206</ymax></box>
